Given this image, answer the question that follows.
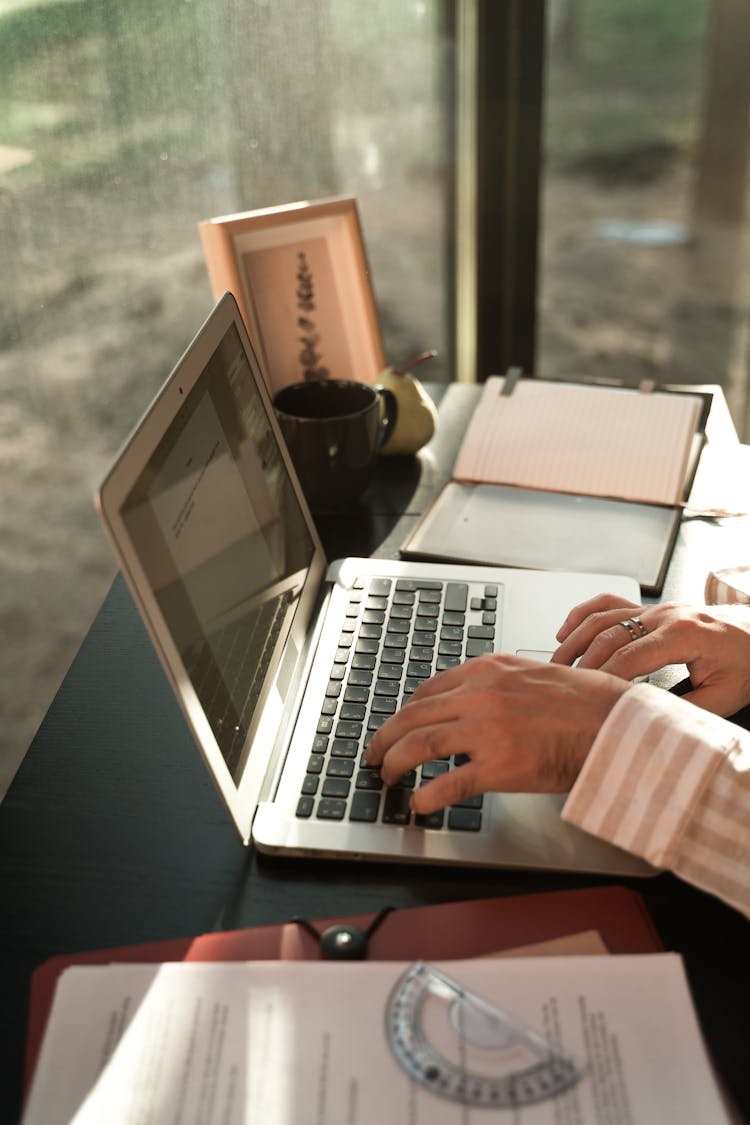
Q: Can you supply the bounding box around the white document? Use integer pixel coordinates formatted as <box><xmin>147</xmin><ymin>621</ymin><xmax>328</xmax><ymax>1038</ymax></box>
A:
<box><xmin>22</xmin><ymin>954</ymin><xmax>730</xmax><ymax>1125</ymax></box>
<box><xmin>453</xmin><ymin>377</ymin><xmax>703</xmax><ymax>506</ymax></box>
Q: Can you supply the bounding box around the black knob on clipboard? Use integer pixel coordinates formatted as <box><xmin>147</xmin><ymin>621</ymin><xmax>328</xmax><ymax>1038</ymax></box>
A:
<box><xmin>291</xmin><ymin>905</ymin><xmax>395</xmax><ymax>960</ymax></box>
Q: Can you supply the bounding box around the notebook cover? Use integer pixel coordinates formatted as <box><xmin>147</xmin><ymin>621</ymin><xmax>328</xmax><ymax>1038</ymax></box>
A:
<box><xmin>400</xmin><ymin>481</ymin><xmax>681</xmax><ymax>596</ymax></box>
<box><xmin>24</xmin><ymin>885</ymin><xmax>661</xmax><ymax>1096</ymax></box>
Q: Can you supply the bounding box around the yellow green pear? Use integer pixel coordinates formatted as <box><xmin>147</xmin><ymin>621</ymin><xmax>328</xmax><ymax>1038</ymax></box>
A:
<box><xmin>377</xmin><ymin>350</ymin><xmax>439</xmax><ymax>455</ymax></box>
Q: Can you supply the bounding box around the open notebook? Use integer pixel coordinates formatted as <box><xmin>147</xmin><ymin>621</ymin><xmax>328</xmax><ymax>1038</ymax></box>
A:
<box><xmin>96</xmin><ymin>295</ymin><xmax>651</xmax><ymax>876</ymax></box>
<box><xmin>402</xmin><ymin>375</ymin><xmax>710</xmax><ymax>594</ymax></box>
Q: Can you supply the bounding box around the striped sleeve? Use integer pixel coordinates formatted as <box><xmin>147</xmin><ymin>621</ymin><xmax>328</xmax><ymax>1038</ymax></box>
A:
<box><xmin>562</xmin><ymin>682</ymin><xmax>750</xmax><ymax>919</ymax></box>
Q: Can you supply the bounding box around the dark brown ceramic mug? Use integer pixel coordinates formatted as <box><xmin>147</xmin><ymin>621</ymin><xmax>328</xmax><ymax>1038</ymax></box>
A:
<box><xmin>273</xmin><ymin>379</ymin><xmax>397</xmax><ymax>511</ymax></box>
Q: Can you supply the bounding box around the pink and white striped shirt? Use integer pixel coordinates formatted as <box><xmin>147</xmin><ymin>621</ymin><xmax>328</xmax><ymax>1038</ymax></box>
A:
<box><xmin>562</xmin><ymin>682</ymin><xmax>750</xmax><ymax>919</ymax></box>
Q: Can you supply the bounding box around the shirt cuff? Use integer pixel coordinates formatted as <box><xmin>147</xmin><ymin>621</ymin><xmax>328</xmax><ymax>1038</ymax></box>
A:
<box><xmin>561</xmin><ymin>682</ymin><xmax>742</xmax><ymax>868</ymax></box>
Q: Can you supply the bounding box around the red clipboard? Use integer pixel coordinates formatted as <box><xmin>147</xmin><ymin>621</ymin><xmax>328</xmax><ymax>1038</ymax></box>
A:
<box><xmin>24</xmin><ymin>885</ymin><xmax>661</xmax><ymax>1097</ymax></box>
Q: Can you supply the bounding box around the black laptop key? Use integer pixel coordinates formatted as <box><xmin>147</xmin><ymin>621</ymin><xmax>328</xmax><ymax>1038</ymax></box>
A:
<box><xmin>344</xmin><ymin>685</ymin><xmax>369</xmax><ymax>705</ymax></box>
<box><xmin>466</xmin><ymin>638</ymin><xmax>494</xmax><ymax>658</ymax></box>
<box><xmin>415</xmin><ymin>809</ymin><xmax>445</xmax><ymax>830</ymax></box>
<box><xmin>409</xmin><ymin>645</ymin><xmax>434</xmax><ymax>662</ymax></box>
<box><xmin>352</xmin><ymin>653</ymin><xmax>376</xmax><ymax>670</ymax></box>
<box><xmin>413</xmin><ymin>630</ymin><xmax>437</xmax><ymax>646</ymax></box>
<box><xmin>325</xmin><ymin>681</ymin><xmax>342</xmax><ymax>698</ymax></box>
<box><xmin>447</xmin><ymin>807</ymin><xmax>482</xmax><ymax>832</ymax></box>
<box><xmin>438</xmin><ymin>640</ymin><xmax>462</xmax><ymax>657</ymax></box>
<box><xmin>421</xmin><ymin>760</ymin><xmax>450</xmax><ymax>779</ymax></box>
<box><xmin>355</xmin><ymin>769</ymin><xmax>383</xmax><ymax>791</ymax></box>
<box><xmin>367</xmin><ymin>713</ymin><xmax>390</xmax><ymax>732</ymax></box>
<box><xmin>307</xmin><ymin>753</ymin><xmax>325</xmax><ymax>774</ymax></box>
<box><xmin>442</xmin><ymin>611</ymin><xmax>465</xmax><ymax>627</ymax></box>
<box><xmin>317</xmin><ymin>798</ymin><xmax>347</xmax><ymax>820</ymax></box>
<box><xmin>320</xmin><ymin>698</ymin><xmax>338</xmax><ymax>716</ymax></box>
<box><xmin>348</xmin><ymin>668</ymin><xmax>373</xmax><ymax>687</ymax></box>
<box><xmin>335</xmin><ymin>720</ymin><xmax>362</xmax><ymax>741</ymax></box>
<box><xmin>377</xmin><ymin>663</ymin><xmax>402</xmax><ymax>681</ymax></box>
<box><xmin>326</xmin><ymin>757</ymin><xmax>355</xmax><ymax>778</ymax></box>
<box><xmin>362</xmin><ymin>609</ymin><xmax>386</xmax><ymax>625</ymax></box>
<box><xmin>312</xmin><ymin>735</ymin><xmax>328</xmax><ymax>754</ymax></box>
<box><xmin>468</xmin><ymin>625</ymin><xmax>495</xmax><ymax>640</ymax></box>
<box><xmin>349</xmin><ymin>791</ymin><xmax>380</xmax><ymax>822</ymax></box>
<box><xmin>301</xmin><ymin>775</ymin><xmax>319</xmax><ymax>795</ymax></box>
<box><xmin>374</xmin><ymin>678</ymin><xmax>399</xmax><ymax>697</ymax></box>
<box><xmin>322</xmin><ymin>777</ymin><xmax>351</xmax><ymax>799</ymax></box>
<box><xmin>371</xmin><ymin>696</ymin><xmax>397</xmax><ymax>715</ymax></box>
<box><xmin>340</xmin><ymin>702</ymin><xmax>366</xmax><ymax>722</ymax></box>
<box><xmin>355</xmin><ymin>638</ymin><xmax>379</xmax><ymax>655</ymax></box>
<box><xmin>316</xmin><ymin>715</ymin><xmax>334</xmax><ymax>734</ymax></box>
<box><xmin>380</xmin><ymin>647</ymin><xmax>405</xmax><ymax>665</ymax></box>
<box><xmin>414</xmin><ymin>617</ymin><xmax>438</xmax><ymax>634</ymax></box>
<box><xmin>331</xmin><ymin>738</ymin><xmax>358</xmax><ymax>758</ymax></box>
<box><xmin>382</xmin><ymin>788</ymin><xmax>412</xmax><ymax>824</ymax></box>
<box><xmin>444</xmin><ymin>583</ymin><xmax>468</xmax><ymax>612</ymax></box>
<box><xmin>369</xmin><ymin>578</ymin><xmax>392</xmax><ymax>596</ymax></box>
<box><xmin>359</xmin><ymin>623</ymin><xmax>382</xmax><ymax>640</ymax></box>
<box><xmin>453</xmin><ymin>794</ymin><xmax>484</xmax><ymax>809</ymax></box>
<box><xmin>296</xmin><ymin>796</ymin><xmax>314</xmax><ymax>818</ymax></box>
<box><xmin>407</xmin><ymin>661</ymin><xmax>431</xmax><ymax>679</ymax></box>
<box><xmin>328</xmin><ymin>664</ymin><xmax>346</xmax><ymax>682</ymax></box>
<box><xmin>418</xmin><ymin>589</ymin><xmax>441</xmax><ymax>604</ymax></box>
<box><xmin>386</xmin><ymin>618</ymin><xmax>410</xmax><ymax>634</ymax></box>
<box><xmin>389</xmin><ymin>604</ymin><xmax>413</xmax><ymax>620</ymax></box>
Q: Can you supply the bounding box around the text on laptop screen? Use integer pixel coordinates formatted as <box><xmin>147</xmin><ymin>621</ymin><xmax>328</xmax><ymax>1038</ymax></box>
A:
<box><xmin>121</xmin><ymin>323</ymin><xmax>315</xmax><ymax>780</ymax></box>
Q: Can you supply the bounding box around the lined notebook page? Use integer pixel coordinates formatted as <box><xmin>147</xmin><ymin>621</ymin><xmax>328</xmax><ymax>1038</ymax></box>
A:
<box><xmin>453</xmin><ymin>377</ymin><xmax>703</xmax><ymax>505</ymax></box>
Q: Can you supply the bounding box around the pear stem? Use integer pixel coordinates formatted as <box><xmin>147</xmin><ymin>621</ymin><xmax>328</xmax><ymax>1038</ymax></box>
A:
<box><xmin>392</xmin><ymin>349</ymin><xmax>438</xmax><ymax>376</ymax></box>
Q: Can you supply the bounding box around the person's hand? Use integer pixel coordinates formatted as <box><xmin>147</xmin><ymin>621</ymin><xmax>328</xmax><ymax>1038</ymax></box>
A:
<box><xmin>365</xmin><ymin>655</ymin><xmax>629</xmax><ymax>816</ymax></box>
<box><xmin>552</xmin><ymin>593</ymin><xmax>750</xmax><ymax>716</ymax></box>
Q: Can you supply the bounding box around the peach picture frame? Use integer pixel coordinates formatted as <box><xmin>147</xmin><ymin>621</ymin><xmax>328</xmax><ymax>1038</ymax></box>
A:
<box><xmin>199</xmin><ymin>197</ymin><xmax>386</xmax><ymax>396</ymax></box>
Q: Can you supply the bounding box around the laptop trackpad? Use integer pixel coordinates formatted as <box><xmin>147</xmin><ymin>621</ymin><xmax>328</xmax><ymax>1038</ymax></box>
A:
<box><xmin>516</xmin><ymin>649</ymin><xmax>554</xmax><ymax>662</ymax></box>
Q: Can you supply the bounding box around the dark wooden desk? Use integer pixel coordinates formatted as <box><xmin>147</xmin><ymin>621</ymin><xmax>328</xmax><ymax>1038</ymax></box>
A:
<box><xmin>2</xmin><ymin>385</ymin><xmax>749</xmax><ymax>1123</ymax></box>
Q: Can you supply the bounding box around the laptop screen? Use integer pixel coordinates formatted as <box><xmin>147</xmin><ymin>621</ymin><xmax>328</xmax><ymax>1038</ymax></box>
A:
<box><xmin>120</xmin><ymin>322</ymin><xmax>316</xmax><ymax>780</ymax></box>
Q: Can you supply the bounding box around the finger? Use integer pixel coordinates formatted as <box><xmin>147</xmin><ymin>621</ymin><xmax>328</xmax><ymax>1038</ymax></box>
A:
<box><xmin>410</xmin><ymin>762</ymin><xmax>485</xmax><ymax>816</ymax></box>
<box><xmin>377</xmin><ymin>720</ymin><xmax>474</xmax><ymax>786</ymax></box>
<box><xmin>366</xmin><ymin>655</ymin><xmax>521</xmax><ymax>766</ymax></box>
<box><xmin>597</xmin><ymin>626</ymin><xmax>693</xmax><ymax>680</ymax></box>
<box><xmin>553</xmin><ymin>608</ymin><xmax>642</xmax><ymax>667</ymax></box>
<box><xmin>555</xmin><ymin>594</ymin><xmax>640</xmax><ymax>642</ymax></box>
<box><xmin>365</xmin><ymin>688</ymin><xmax>458</xmax><ymax>766</ymax></box>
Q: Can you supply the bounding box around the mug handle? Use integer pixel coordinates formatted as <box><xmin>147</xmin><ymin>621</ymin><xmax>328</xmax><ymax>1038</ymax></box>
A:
<box><xmin>374</xmin><ymin>385</ymin><xmax>398</xmax><ymax>450</ymax></box>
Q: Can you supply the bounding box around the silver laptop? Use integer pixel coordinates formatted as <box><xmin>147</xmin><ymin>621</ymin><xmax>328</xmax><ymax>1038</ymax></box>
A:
<box><xmin>96</xmin><ymin>293</ymin><xmax>651</xmax><ymax>876</ymax></box>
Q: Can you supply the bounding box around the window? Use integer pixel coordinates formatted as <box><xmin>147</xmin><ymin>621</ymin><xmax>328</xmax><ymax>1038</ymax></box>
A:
<box><xmin>0</xmin><ymin>0</ymin><xmax>454</xmax><ymax>788</ymax></box>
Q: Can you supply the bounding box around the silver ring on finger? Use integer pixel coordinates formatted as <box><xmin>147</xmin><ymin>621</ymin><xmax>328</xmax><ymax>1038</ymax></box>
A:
<box><xmin>628</xmin><ymin>616</ymin><xmax>648</xmax><ymax>638</ymax></box>
<box><xmin>617</xmin><ymin>619</ymin><xmax>640</xmax><ymax>642</ymax></box>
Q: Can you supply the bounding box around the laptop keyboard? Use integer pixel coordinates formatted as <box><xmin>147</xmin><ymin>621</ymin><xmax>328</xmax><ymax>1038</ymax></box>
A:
<box><xmin>295</xmin><ymin>576</ymin><xmax>500</xmax><ymax>832</ymax></box>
